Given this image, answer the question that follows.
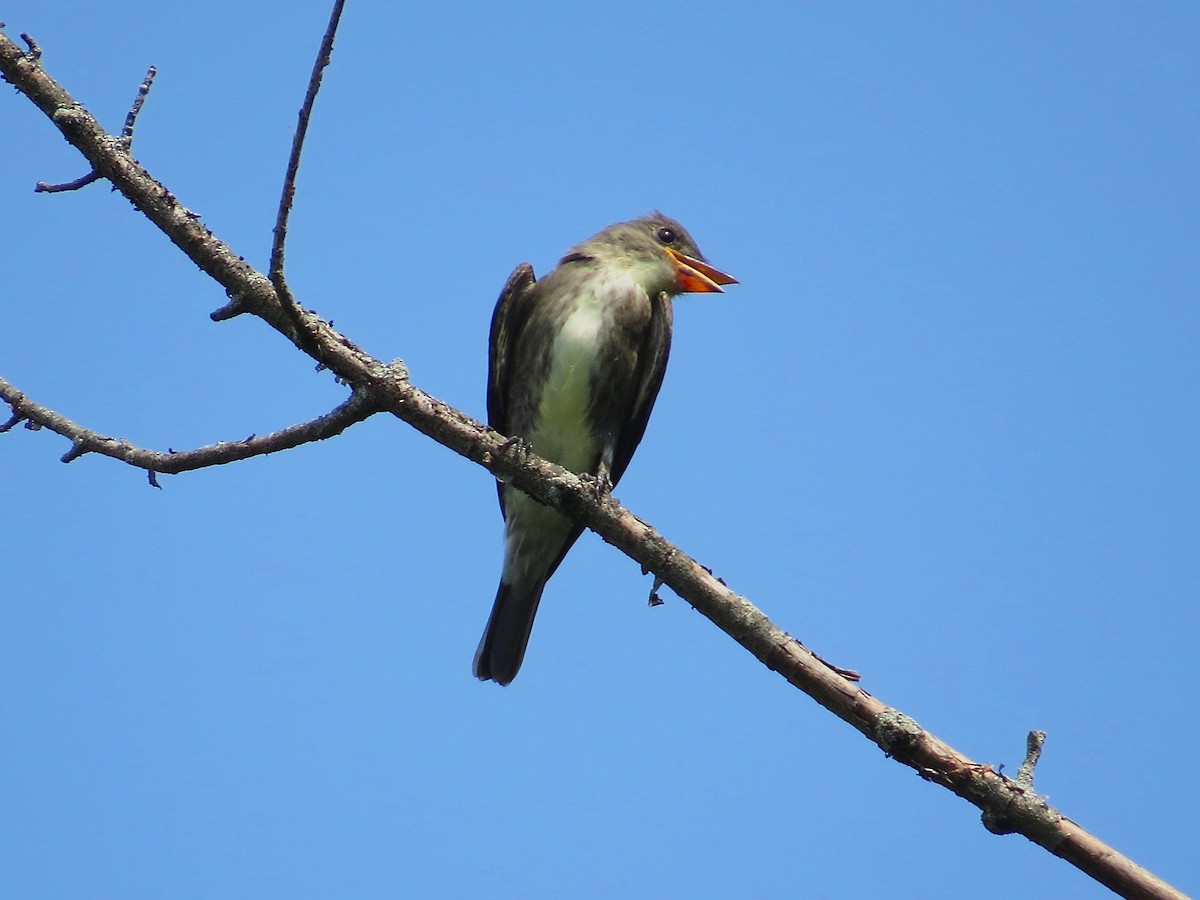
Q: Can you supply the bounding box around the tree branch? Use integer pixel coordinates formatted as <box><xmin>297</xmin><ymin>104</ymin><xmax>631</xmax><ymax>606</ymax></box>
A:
<box><xmin>0</xmin><ymin>375</ymin><xmax>378</xmax><ymax>485</ymax></box>
<box><xmin>0</xmin><ymin>24</ymin><xmax>1186</xmax><ymax>900</ymax></box>
<box><xmin>266</xmin><ymin>0</ymin><xmax>346</xmax><ymax>348</ymax></box>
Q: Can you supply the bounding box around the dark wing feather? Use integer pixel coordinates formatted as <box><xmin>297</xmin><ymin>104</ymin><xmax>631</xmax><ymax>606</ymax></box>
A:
<box><xmin>609</xmin><ymin>290</ymin><xmax>674</xmax><ymax>486</ymax></box>
<box><xmin>487</xmin><ymin>263</ymin><xmax>537</xmax><ymax>515</ymax></box>
<box><xmin>487</xmin><ymin>262</ymin><xmax>537</xmax><ymax>436</ymax></box>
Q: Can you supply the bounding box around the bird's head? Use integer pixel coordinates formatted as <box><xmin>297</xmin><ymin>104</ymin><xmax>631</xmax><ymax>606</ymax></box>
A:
<box><xmin>566</xmin><ymin>213</ymin><xmax>737</xmax><ymax>298</ymax></box>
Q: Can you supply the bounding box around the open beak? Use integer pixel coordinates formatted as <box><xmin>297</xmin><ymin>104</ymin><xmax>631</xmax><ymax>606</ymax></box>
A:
<box><xmin>665</xmin><ymin>246</ymin><xmax>739</xmax><ymax>294</ymax></box>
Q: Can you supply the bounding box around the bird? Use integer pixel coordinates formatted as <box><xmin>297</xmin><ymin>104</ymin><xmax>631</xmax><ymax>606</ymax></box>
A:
<box><xmin>473</xmin><ymin>213</ymin><xmax>736</xmax><ymax>685</ymax></box>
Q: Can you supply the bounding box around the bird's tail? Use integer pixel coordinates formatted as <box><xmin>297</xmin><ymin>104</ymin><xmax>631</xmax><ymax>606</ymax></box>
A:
<box><xmin>472</xmin><ymin>578</ymin><xmax>546</xmax><ymax>686</ymax></box>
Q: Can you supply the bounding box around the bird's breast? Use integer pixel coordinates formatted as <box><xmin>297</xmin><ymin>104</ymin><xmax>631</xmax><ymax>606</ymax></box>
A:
<box><xmin>532</xmin><ymin>300</ymin><xmax>611</xmax><ymax>474</ymax></box>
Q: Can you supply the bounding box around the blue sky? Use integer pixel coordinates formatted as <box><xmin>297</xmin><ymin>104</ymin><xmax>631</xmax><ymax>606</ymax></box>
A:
<box><xmin>2</xmin><ymin>2</ymin><xmax>1197</xmax><ymax>897</ymax></box>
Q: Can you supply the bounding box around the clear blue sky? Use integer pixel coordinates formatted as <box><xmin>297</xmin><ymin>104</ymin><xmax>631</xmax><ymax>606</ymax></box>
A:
<box><xmin>3</xmin><ymin>2</ymin><xmax>1197</xmax><ymax>897</ymax></box>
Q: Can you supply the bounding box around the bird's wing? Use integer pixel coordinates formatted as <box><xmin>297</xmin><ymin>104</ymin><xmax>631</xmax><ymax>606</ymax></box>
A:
<box><xmin>487</xmin><ymin>262</ymin><xmax>538</xmax><ymax>437</ymax></box>
<box><xmin>488</xmin><ymin>263</ymin><xmax>538</xmax><ymax>515</ymax></box>
<box><xmin>609</xmin><ymin>290</ymin><xmax>675</xmax><ymax>486</ymax></box>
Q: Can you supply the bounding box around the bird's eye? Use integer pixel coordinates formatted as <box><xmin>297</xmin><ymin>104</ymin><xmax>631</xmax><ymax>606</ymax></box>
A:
<box><xmin>656</xmin><ymin>227</ymin><xmax>677</xmax><ymax>245</ymax></box>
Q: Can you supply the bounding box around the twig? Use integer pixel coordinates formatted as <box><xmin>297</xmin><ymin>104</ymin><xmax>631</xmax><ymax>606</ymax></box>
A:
<box><xmin>266</xmin><ymin>0</ymin><xmax>346</xmax><ymax>339</ymax></box>
<box><xmin>0</xmin><ymin>374</ymin><xmax>378</xmax><ymax>482</ymax></box>
<box><xmin>34</xmin><ymin>64</ymin><xmax>156</xmax><ymax>193</ymax></box>
<box><xmin>19</xmin><ymin>31</ymin><xmax>41</xmax><ymax>60</ymax></box>
<box><xmin>1015</xmin><ymin>729</ymin><xmax>1047</xmax><ymax>789</ymax></box>
<box><xmin>33</xmin><ymin>169</ymin><xmax>102</xmax><ymax>193</ymax></box>
<box><xmin>119</xmin><ymin>65</ymin><xmax>156</xmax><ymax>144</ymax></box>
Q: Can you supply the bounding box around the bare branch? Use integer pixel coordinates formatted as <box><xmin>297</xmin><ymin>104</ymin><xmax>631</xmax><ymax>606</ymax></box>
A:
<box><xmin>266</xmin><ymin>0</ymin><xmax>347</xmax><ymax>342</ymax></box>
<box><xmin>0</xmin><ymin>25</ymin><xmax>1187</xmax><ymax>900</ymax></box>
<box><xmin>0</xmin><ymin>374</ymin><xmax>378</xmax><ymax>479</ymax></box>
<box><xmin>34</xmin><ymin>64</ymin><xmax>156</xmax><ymax>193</ymax></box>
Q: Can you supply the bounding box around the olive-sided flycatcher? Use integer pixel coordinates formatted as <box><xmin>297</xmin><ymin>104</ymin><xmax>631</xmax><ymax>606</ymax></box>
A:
<box><xmin>473</xmin><ymin>213</ymin><xmax>736</xmax><ymax>685</ymax></box>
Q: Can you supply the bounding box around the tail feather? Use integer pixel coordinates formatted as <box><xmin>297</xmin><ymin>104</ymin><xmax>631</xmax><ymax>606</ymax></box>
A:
<box><xmin>472</xmin><ymin>580</ymin><xmax>546</xmax><ymax>685</ymax></box>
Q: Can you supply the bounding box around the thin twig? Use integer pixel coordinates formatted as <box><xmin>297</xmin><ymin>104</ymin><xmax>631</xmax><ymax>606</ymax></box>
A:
<box><xmin>118</xmin><ymin>65</ymin><xmax>156</xmax><ymax>146</ymax></box>
<box><xmin>33</xmin><ymin>169</ymin><xmax>102</xmax><ymax>193</ymax></box>
<box><xmin>34</xmin><ymin>63</ymin><xmax>157</xmax><ymax>193</ymax></box>
<box><xmin>1015</xmin><ymin>730</ymin><xmax>1047</xmax><ymax>789</ymax></box>
<box><xmin>1</xmin><ymin>409</ymin><xmax>25</xmax><ymax>432</ymax></box>
<box><xmin>19</xmin><ymin>31</ymin><xmax>41</xmax><ymax>60</ymax></box>
<box><xmin>0</xmin><ymin>374</ymin><xmax>378</xmax><ymax>481</ymax></box>
<box><xmin>267</xmin><ymin>0</ymin><xmax>346</xmax><ymax>337</ymax></box>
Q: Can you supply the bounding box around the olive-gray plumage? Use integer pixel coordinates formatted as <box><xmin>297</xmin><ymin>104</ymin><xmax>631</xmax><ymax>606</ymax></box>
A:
<box><xmin>474</xmin><ymin>214</ymin><xmax>734</xmax><ymax>685</ymax></box>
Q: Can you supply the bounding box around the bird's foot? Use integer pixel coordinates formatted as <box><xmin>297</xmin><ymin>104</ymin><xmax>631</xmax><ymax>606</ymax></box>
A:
<box><xmin>647</xmin><ymin>574</ymin><xmax>666</xmax><ymax>607</ymax></box>
<box><xmin>581</xmin><ymin>469</ymin><xmax>613</xmax><ymax>501</ymax></box>
<box><xmin>497</xmin><ymin>435</ymin><xmax>532</xmax><ymax>458</ymax></box>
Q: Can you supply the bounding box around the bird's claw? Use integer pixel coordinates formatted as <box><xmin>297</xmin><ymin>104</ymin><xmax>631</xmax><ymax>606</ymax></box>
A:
<box><xmin>582</xmin><ymin>469</ymin><xmax>613</xmax><ymax>501</ymax></box>
<box><xmin>498</xmin><ymin>435</ymin><xmax>532</xmax><ymax>458</ymax></box>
